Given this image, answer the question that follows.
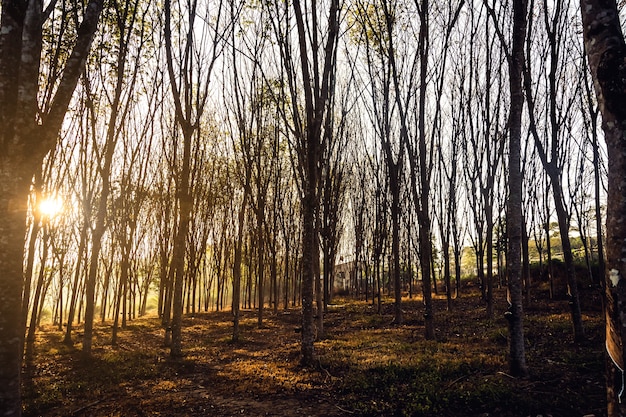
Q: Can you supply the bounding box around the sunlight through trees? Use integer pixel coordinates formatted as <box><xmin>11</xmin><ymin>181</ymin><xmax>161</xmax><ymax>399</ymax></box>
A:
<box><xmin>0</xmin><ymin>0</ymin><xmax>622</xmax><ymax>415</ymax></box>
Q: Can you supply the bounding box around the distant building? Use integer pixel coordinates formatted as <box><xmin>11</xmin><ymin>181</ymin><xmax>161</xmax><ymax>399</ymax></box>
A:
<box><xmin>333</xmin><ymin>260</ymin><xmax>363</xmax><ymax>293</ymax></box>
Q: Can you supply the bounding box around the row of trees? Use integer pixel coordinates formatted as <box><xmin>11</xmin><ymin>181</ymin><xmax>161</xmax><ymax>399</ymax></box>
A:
<box><xmin>1</xmin><ymin>0</ymin><xmax>625</xmax><ymax>415</ymax></box>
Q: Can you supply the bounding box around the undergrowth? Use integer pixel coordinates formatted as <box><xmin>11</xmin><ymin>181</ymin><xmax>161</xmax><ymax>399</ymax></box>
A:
<box><xmin>22</xmin><ymin>288</ymin><xmax>604</xmax><ymax>417</ymax></box>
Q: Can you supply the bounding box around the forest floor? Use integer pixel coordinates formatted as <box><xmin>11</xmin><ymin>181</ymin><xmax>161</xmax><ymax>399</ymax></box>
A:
<box><xmin>22</xmin><ymin>285</ymin><xmax>605</xmax><ymax>417</ymax></box>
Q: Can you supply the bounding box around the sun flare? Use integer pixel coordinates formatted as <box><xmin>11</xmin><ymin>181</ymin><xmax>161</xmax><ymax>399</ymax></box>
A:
<box><xmin>39</xmin><ymin>196</ymin><xmax>64</xmax><ymax>217</ymax></box>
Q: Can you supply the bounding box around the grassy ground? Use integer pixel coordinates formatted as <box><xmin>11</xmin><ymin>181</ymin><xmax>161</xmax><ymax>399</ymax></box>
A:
<box><xmin>22</xmin><ymin>286</ymin><xmax>604</xmax><ymax>417</ymax></box>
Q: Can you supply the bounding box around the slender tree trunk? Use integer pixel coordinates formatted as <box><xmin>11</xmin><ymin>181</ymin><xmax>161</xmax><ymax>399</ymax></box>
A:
<box><xmin>546</xmin><ymin>218</ymin><xmax>555</xmax><ymax>299</ymax></box>
<box><xmin>522</xmin><ymin>216</ymin><xmax>531</xmax><ymax>305</ymax></box>
<box><xmin>158</xmin><ymin>233</ymin><xmax>171</xmax><ymax>318</ymax></box>
<box><xmin>443</xmin><ymin>238</ymin><xmax>452</xmax><ymax>310</ymax></box>
<box><xmin>271</xmin><ymin>247</ymin><xmax>278</xmax><ymax>315</ymax></box>
<box><xmin>25</xmin><ymin>229</ymin><xmax>50</xmax><ymax>362</ymax></box>
<box><xmin>162</xmin><ymin>261</ymin><xmax>175</xmax><ymax>346</ymax></box>
<box><xmin>283</xmin><ymin>246</ymin><xmax>290</xmax><ymax>310</ymax></box>
<box><xmin>82</xmin><ymin>117</ymin><xmax>118</xmax><ymax>359</ymax></box>
<box><xmin>232</xmin><ymin>188</ymin><xmax>249</xmax><ymax>342</ymax></box>
<box><xmin>486</xmin><ymin>207</ymin><xmax>494</xmax><ymax>318</ymax></box>
<box><xmin>57</xmin><ymin>261</ymin><xmax>63</xmax><ymax>331</ymax></box>
<box><xmin>391</xmin><ymin>174</ymin><xmax>403</xmax><ymax>325</ymax></box>
<box><xmin>112</xmin><ymin>254</ymin><xmax>130</xmax><ymax>345</ymax></box>
<box><xmin>592</xmin><ymin>109</ymin><xmax>605</xmax><ymax>286</ymax></box>
<box><xmin>301</xmin><ymin>181</ymin><xmax>317</xmax><ymax>363</ymax></box>
<box><xmin>476</xmin><ymin>246</ymin><xmax>486</xmax><ymax>300</ymax></box>
<box><xmin>170</xmin><ymin>129</ymin><xmax>193</xmax><ymax>357</ymax></box>
<box><xmin>431</xmin><ymin>254</ymin><xmax>438</xmax><ymax>296</ymax></box>
<box><xmin>258</xmin><ymin>203</ymin><xmax>265</xmax><ymax>327</ymax></box>
<box><xmin>505</xmin><ymin>0</ymin><xmax>529</xmax><ymax>378</ymax></box>
<box><xmin>289</xmin><ymin>0</ymin><xmax>340</xmax><ymax>365</ymax></box>
<box><xmin>63</xmin><ymin>225</ymin><xmax>87</xmax><ymax>346</ymax></box>
<box><xmin>315</xmin><ymin>221</ymin><xmax>323</xmax><ymax>339</ymax></box>
<box><xmin>417</xmin><ymin>0</ymin><xmax>434</xmax><ymax>340</ymax></box>
<box><xmin>21</xmin><ymin>194</ymin><xmax>41</xmax><ymax>353</ymax></box>
<box><xmin>553</xmin><ymin>188</ymin><xmax>585</xmax><ymax>341</ymax></box>
<box><xmin>82</xmin><ymin>13</ymin><xmax>132</xmax><ymax>355</ymax></box>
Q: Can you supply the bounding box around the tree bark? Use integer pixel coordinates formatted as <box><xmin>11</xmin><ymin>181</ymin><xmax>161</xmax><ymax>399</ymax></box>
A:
<box><xmin>21</xmin><ymin>185</ymin><xmax>42</xmax><ymax>352</ymax></box>
<box><xmin>0</xmin><ymin>163</ymin><xmax>30</xmax><ymax>417</ymax></box>
<box><xmin>169</xmin><ymin>128</ymin><xmax>193</xmax><ymax>358</ymax></box>
<box><xmin>417</xmin><ymin>0</ymin><xmax>435</xmax><ymax>340</ymax></box>
<box><xmin>289</xmin><ymin>0</ymin><xmax>340</xmax><ymax>365</ymax></box>
<box><xmin>506</xmin><ymin>0</ymin><xmax>529</xmax><ymax>378</ymax></box>
<box><xmin>0</xmin><ymin>0</ymin><xmax>103</xmax><ymax>411</ymax></box>
<box><xmin>579</xmin><ymin>0</ymin><xmax>626</xmax><ymax>414</ymax></box>
<box><xmin>82</xmin><ymin>56</ymin><xmax>127</xmax><ymax>357</ymax></box>
<box><xmin>64</xmin><ymin>223</ymin><xmax>87</xmax><ymax>345</ymax></box>
<box><xmin>390</xmin><ymin>167</ymin><xmax>403</xmax><ymax>325</ymax></box>
<box><xmin>25</xmin><ymin>228</ymin><xmax>51</xmax><ymax>362</ymax></box>
<box><xmin>232</xmin><ymin>187</ymin><xmax>249</xmax><ymax>342</ymax></box>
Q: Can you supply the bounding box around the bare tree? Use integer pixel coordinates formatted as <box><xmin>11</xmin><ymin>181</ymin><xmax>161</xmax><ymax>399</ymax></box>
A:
<box><xmin>409</xmin><ymin>0</ymin><xmax>436</xmax><ymax>339</ymax></box>
<box><xmin>225</xmin><ymin>13</ymin><xmax>255</xmax><ymax>339</ymax></box>
<box><xmin>429</xmin><ymin>1</ymin><xmax>465</xmax><ymax>311</ymax></box>
<box><xmin>463</xmin><ymin>1</ymin><xmax>507</xmax><ymax>318</ymax></box>
<box><xmin>320</xmin><ymin>115</ymin><xmax>349</xmax><ymax>312</ymax></box>
<box><xmin>482</xmin><ymin>0</ymin><xmax>529</xmax><ymax>378</ymax></box>
<box><xmin>82</xmin><ymin>0</ymin><xmax>148</xmax><ymax>357</ymax></box>
<box><xmin>351</xmin><ymin>0</ymin><xmax>408</xmax><ymax>324</ymax></box>
<box><xmin>579</xmin><ymin>48</ymin><xmax>605</xmax><ymax>287</ymax></box>
<box><xmin>267</xmin><ymin>0</ymin><xmax>341</xmax><ymax>364</ymax></box>
<box><xmin>110</xmin><ymin>88</ymin><xmax>158</xmax><ymax>344</ymax></box>
<box><xmin>524</xmin><ymin>0</ymin><xmax>585</xmax><ymax>342</ymax></box>
<box><xmin>62</xmin><ymin>97</ymin><xmax>98</xmax><ymax>345</ymax></box>
<box><xmin>163</xmin><ymin>0</ymin><xmax>231</xmax><ymax>357</ymax></box>
<box><xmin>505</xmin><ymin>0</ymin><xmax>529</xmax><ymax>377</ymax></box>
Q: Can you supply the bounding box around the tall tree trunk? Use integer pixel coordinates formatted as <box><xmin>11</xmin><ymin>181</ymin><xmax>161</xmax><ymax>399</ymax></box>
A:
<box><xmin>523</xmin><ymin>0</ymin><xmax>585</xmax><ymax>341</ymax></box>
<box><xmin>0</xmin><ymin>0</ymin><xmax>103</xmax><ymax>410</ymax></box>
<box><xmin>25</xmin><ymin>228</ymin><xmax>50</xmax><ymax>362</ymax></box>
<box><xmin>112</xmin><ymin>252</ymin><xmax>130</xmax><ymax>345</ymax></box>
<box><xmin>21</xmin><ymin>201</ymin><xmax>41</xmax><ymax>354</ymax></box>
<box><xmin>169</xmin><ymin>129</ymin><xmax>193</xmax><ymax>357</ymax></box>
<box><xmin>591</xmin><ymin>104</ymin><xmax>605</xmax><ymax>286</ymax></box>
<box><xmin>232</xmin><ymin>187</ymin><xmax>249</xmax><ymax>342</ymax></box>
<box><xmin>258</xmin><ymin>203</ymin><xmax>265</xmax><ymax>327</ymax></box>
<box><xmin>486</xmin><ymin>205</ymin><xmax>494</xmax><ymax>318</ymax></box>
<box><xmin>163</xmin><ymin>0</ymin><xmax>223</xmax><ymax>355</ymax></box>
<box><xmin>315</xmin><ymin>217</ymin><xmax>323</xmax><ymax>339</ymax></box>
<box><xmin>391</xmin><ymin>170</ymin><xmax>403</xmax><ymax>325</ymax></box>
<box><xmin>579</xmin><ymin>0</ymin><xmax>626</xmax><ymax>414</ymax></box>
<box><xmin>417</xmin><ymin>0</ymin><xmax>435</xmax><ymax>340</ymax></box>
<box><xmin>443</xmin><ymin>238</ymin><xmax>452</xmax><ymax>310</ymax></box>
<box><xmin>289</xmin><ymin>0</ymin><xmax>340</xmax><ymax>365</ymax></box>
<box><xmin>64</xmin><ymin>225</ymin><xmax>87</xmax><ymax>344</ymax></box>
<box><xmin>301</xmin><ymin>178</ymin><xmax>317</xmax><ymax>364</ymax></box>
<box><xmin>82</xmin><ymin>94</ymin><xmax>120</xmax><ymax>358</ymax></box>
<box><xmin>553</xmin><ymin>186</ymin><xmax>585</xmax><ymax>341</ymax></box>
<box><xmin>21</xmin><ymin>167</ymin><xmax>43</xmax><ymax>348</ymax></box>
<box><xmin>83</xmin><ymin>5</ymin><xmax>136</xmax><ymax>354</ymax></box>
<box><xmin>505</xmin><ymin>0</ymin><xmax>529</xmax><ymax>378</ymax></box>
<box><xmin>522</xmin><ymin>217</ymin><xmax>531</xmax><ymax>306</ymax></box>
